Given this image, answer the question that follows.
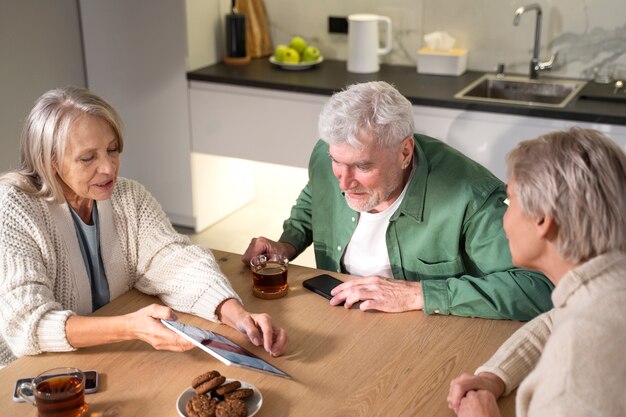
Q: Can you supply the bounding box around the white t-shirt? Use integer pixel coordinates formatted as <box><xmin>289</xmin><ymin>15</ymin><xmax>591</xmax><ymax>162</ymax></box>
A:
<box><xmin>342</xmin><ymin>164</ymin><xmax>415</xmax><ymax>278</ymax></box>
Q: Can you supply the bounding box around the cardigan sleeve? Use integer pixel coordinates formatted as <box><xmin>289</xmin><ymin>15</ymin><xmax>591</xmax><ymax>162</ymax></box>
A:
<box><xmin>475</xmin><ymin>309</ymin><xmax>554</xmax><ymax>395</ymax></box>
<box><xmin>117</xmin><ymin>180</ymin><xmax>241</xmax><ymax>322</ymax></box>
<box><xmin>0</xmin><ymin>188</ymin><xmax>76</xmax><ymax>364</ymax></box>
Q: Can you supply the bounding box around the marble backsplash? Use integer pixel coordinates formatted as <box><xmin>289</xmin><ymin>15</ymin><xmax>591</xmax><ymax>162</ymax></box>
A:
<box><xmin>262</xmin><ymin>0</ymin><xmax>626</xmax><ymax>80</ymax></box>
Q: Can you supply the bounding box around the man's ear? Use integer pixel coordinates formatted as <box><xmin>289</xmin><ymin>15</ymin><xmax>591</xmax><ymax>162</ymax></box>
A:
<box><xmin>536</xmin><ymin>214</ymin><xmax>558</xmax><ymax>240</ymax></box>
<box><xmin>400</xmin><ymin>136</ymin><xmax>414</xmax><ymax>166</ymax></box>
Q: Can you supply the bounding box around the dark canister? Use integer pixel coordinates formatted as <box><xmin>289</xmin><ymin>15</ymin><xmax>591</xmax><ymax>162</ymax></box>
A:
<box><xmin>225</xmin><ymin>12</ymin><xmax>246</xmax><ymax>58</ymax></box>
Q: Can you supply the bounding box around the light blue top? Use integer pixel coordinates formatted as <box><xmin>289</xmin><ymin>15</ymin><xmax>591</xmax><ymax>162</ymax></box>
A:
<box><xmin>69</xmin><ymin>203</ymin><xmax>110</xmax><ymax>311</ymax></box>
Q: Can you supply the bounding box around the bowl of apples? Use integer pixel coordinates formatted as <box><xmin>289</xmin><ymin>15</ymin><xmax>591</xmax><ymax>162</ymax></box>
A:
<box><xmin>269</xmin><ymin>36</ymin><xmax>323</xmax><ymax>70</ymax></box>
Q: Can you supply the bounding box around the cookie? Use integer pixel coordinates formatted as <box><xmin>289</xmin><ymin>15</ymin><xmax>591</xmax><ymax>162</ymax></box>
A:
<box><xmin>186</xmin><ymin>393</ymin><xmax>217</xmax><ymax>417</ymax></box>
<box><xmin>215</xmin><ymin>398</ymin><xmax>247</xmax><ymax>417</ymax></box>
<box><xmin>192</xmin><ymin>370</ymin><xmax>221</xmax><ymax>388</ymax></box>
<box><xmin>224</xmin><ymin>388</ymin><xmax>253</xmax><ymax>400</ymax></box>
<box><xmin>195</xmin><ymin>376</ymin><xmax>226</xmax><ymax>395</ymax></box>
<box><xmin>214</xmin><ymin>381</ymin><xmax>241</xmax><ymax>396</ymax></box>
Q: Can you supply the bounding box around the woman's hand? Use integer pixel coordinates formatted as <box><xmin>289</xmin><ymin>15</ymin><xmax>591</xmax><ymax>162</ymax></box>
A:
<box><xmin>216</xmin><ymin>299</ymin><xmax>288</xmax><ymax>357</ymax></box>
<box><xmin>448</xmin><ymin>372</ymin><xmax>505</xmax><ymax>414</ymax></box>
<box><xmin>456</xmin><ymin>390</ymin><xmax>502</xmax><ymax>417</ymax></box>
<box><xmin>125</xmin><ymin>304</ymin><xmax>195</xmax><ymax>351</ymax></box>
<box><xmin>66</xmin><ymin>304</ymin><xmax>194</xmax><ymax>352</ymax></box>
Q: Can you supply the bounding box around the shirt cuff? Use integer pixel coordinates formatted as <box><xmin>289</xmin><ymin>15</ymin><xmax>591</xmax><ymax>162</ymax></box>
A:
<box><xmin>278</xmin><ymin>231</ymin><xmax>307</xmax><ymax>257</ymax></box>
<box><xmin>421</xmin><ymin>279</ymin><xmax>451</xmax><ymax>315</ymax></box>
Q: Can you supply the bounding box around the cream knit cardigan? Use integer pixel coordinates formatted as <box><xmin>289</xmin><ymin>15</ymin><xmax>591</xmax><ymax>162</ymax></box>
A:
<box><xmin>0</xmin><ymin>177</ymin><xmax>241</xmax><ymax>367</ymax></box>
<box><xmin>476</xmin><ymin>251</ymin><xmax>626</xmax><ymax>417</ymax></box>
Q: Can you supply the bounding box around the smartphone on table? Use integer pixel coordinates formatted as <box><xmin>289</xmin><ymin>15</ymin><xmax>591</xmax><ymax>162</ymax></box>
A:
<box><xmin>303</xmin><ymin>274</ymin><xmax>344</xmax><ymax>304</ymax></box>
<box><xmin>13</xmin><ymin>370</ymin><xmax>99</xmax><ymax>402</ymax></box>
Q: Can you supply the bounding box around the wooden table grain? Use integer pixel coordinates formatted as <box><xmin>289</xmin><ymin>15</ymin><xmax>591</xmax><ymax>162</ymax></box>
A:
<box><xmin>0</xmin><ymin>250</ymin><xmax>521</xmax><ymax>417</ymax></box>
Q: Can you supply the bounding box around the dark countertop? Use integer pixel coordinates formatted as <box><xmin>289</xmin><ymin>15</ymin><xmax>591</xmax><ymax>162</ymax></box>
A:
<box><xmin>188</xmin><ymin>58</ymin><xmax>626</xmax><ymax>126</ymax></box>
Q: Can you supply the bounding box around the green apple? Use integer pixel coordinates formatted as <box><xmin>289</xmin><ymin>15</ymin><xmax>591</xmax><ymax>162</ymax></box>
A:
<box><xmin>289</xmin><ymin>36</ymin><xmax>307</xmax><ymax>55</ymax></box>
<box><xmin>302</xmin><ymin>46</ymin><xmax>320</xmax><ymax>62</ymax></box>
<box><xmin>273</xmin><ymin>44</ymin><xmax>289</xmax><ymax>62</ymax></box>
<box><xmin>282</xmin><ymin>48</ymin><xmax>300</xmax><ymax>63</ymax></box>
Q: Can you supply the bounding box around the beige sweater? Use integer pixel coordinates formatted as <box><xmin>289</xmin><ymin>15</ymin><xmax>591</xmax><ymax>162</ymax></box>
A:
<box><xmin>0</xmin><ymin>177</ymin><xmax>241</xmax><ymax>367</ymax></box>
<box><xmin>476</xmin><ymin>252</ymin><xmax>626</xmax><ymax>417</ymax></box>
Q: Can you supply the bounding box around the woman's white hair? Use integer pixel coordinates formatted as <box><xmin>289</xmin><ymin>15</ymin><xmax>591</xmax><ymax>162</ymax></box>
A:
<box><xmin>507</xmin><ymin>127</ymin><xmax>626</xmax><ymax>263</ymax></box>
<box><xmin>318</xmin><ymin>81</ymin><xmax>414</xmax><ymax>149</ymax></box>
<box><xmin>0</xmin><ymin>86</ymin><xmax>123</xmax><ymax>203</ymax></box>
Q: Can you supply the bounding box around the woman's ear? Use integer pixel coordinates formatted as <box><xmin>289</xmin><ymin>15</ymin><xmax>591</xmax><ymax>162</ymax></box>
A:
<box><xmin>536</xmin><ymin>214</ymin><xmax>558</xmax><ymax>240</ymax></box>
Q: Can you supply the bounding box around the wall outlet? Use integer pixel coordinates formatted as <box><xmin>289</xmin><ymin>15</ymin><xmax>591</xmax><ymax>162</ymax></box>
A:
<box><xmin>328</xmin><ymin>16</ymin><xmax>348</xmax><ymax>34</ymax></box>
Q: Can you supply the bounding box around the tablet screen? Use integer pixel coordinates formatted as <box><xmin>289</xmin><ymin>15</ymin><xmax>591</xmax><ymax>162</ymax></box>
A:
<box><xmin>161</xmin><ymin>319</ymin><xmax>289</xmax><ymax>379</ymax></box>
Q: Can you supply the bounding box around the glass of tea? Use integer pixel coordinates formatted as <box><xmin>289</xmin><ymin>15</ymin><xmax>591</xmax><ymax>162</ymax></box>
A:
<box><xmin>250</xmin><ymin>253</ymin><xmax>289</xmax><ymax>299</ymax></box>
<box><xmin>17</xmin><ymin>367</ymin><xmax>88</xmax><ymax>417</ymax></box>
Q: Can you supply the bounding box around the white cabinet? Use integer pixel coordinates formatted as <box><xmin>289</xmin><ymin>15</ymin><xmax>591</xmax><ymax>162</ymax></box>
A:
<box><xmin>189</xmin><ymin>81</ymin><xmax>327</xmax><ymax>169</ymax></box>
<box><xmin>190</xmin><ymin>81</ymin><xmax>626</xmax><ymax>183</ymax></box>
<box><xmin>412</xmin><ymin>105</ymin><xmax>626</xmax><ymax>180</ymax></box>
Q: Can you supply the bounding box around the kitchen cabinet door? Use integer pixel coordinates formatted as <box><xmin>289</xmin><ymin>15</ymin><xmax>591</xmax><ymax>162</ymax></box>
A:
<box><xmin>413</xmin><ymin>105</ymin><xmax>626</xmax><ymax>181</ymax></box>
<box><xmin>190</xmin><ymin>82</ymin><xmax>326</xmax><ymax>169</ymax></box>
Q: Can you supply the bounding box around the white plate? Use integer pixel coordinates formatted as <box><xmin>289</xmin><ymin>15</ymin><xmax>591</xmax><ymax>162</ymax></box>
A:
<box><xmin>176</xmin><ymin>378</ymin><xmax>262</xmax><ymax>417</ymax></box>
<box><xmin>269</xmin><ymin>55</ymin><xmax>324</xmax><ymax>70</ymax></box>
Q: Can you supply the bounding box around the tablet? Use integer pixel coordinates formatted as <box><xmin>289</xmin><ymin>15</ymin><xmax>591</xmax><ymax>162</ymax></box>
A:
<box><xmin>161</xmin><ymin>319</ymin><xmax>290</xmax><ymax>379</ymax></box>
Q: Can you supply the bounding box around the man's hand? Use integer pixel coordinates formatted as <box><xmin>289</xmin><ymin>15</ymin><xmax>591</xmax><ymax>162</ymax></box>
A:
<box><xmin>241</xmin><ymin>237</ymin><xmax>296</xmax><ymax>265</ymax></box>
<box><xmin>448</xmin><ymin>373</ymin><xmax>505</xmax><ymax>414</ymax></box>
<box><xmin>329</xmin><ymin>276</ymin><xmax>424</xmax><ymax>312</ymax></box>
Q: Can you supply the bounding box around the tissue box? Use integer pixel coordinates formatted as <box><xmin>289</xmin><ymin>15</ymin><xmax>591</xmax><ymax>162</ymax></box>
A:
<box><xmin>416</xmin><ymin>48</ymin><xmax>468</xmax><ymax>76</ymax></box>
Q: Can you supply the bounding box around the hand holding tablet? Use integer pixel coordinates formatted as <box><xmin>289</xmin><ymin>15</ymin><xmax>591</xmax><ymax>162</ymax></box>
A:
<box><xmin>161</xmin><ymin>319</ymin><xmax>290</xmax><ymax>379</ymax></box>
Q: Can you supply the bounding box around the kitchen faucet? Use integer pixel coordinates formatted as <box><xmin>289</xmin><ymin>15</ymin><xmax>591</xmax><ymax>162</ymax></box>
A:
<box><xmin>513</xmin><ymin>3</ymin><xmax>557</xmax><ymax>79</ymax></box>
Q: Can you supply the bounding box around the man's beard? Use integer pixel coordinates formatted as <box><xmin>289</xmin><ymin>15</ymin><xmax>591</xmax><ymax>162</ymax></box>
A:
<box><xmin>344</xmin><ymin>189</ymin><xmax>379</xmax><ymax>212</ymax></box>
<box><xmin>344</xmin><ymin>168</ymin><xmax>404</xmax><ymax>212</ymax></box>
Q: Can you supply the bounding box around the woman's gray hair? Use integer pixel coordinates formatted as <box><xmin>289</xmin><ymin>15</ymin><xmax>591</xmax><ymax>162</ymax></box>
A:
<box><xmin>0</xmin><ymin>86</ymin><xmax>123</xmax><ymax>203</ymax></box>
<box><xmin>318</xmin><ymin>81</ymin><xmax>414</xmax><ymax>149</ymax></box>
<box><xmin>507</xmin><ymin>127</ymin><xmax>626</xmax><ymax>263</ymax></box>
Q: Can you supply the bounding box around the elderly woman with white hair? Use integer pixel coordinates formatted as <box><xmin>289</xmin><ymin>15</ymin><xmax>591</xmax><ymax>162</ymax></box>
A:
<box><xmin>0</xmin><ymin>86</ymin><xmax>287</xmax><ymax>367</ymax></box>
<box><xmin>447</xmin><ymin>127</ymin><xmax>626</xmax><ymax>416</ymax></box>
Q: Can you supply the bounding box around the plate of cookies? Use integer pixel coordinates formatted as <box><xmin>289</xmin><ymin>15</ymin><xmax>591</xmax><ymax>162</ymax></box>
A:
<box><xmin>177</xmin><ymin>370</ymin><xmax>262</xmax><ymax>417</ymax></box>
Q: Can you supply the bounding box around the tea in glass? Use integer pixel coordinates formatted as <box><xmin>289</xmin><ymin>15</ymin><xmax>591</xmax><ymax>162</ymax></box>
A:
<box><xmin>18</xmin><ymin>367</ymin><xmax>88</xmax><ymax>417</ymax></box>
<box><xmin>250</xmin><ymin>253</ymin><xmax>289</xmax><ymax>299</ymax></box>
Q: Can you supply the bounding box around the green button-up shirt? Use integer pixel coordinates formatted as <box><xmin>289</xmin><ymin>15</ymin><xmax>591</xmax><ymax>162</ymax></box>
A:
<box><xmin>279</xmin><ymin>135</ymin><xmax>553</xmax><ymax>320</ymax></box>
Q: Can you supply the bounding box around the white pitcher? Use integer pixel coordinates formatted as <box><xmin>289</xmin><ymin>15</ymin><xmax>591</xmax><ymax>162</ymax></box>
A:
<box><xmin>347</xmin><ymin>14</ymin><xmax>392</xmax><ymax>73</ymax></box>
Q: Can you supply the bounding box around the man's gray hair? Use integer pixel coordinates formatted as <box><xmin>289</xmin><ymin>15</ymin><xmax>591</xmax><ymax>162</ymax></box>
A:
<box><xmin>318</xmin><ymin>81</ymin><xmax>414</xmax><ymax>148</ymax></box>
<box><xmin>507</xmin><ymin>127</ymin><xmax>626</xmax><ymax>263</ymax></box>
<box><xmin>0</xmin><ymin>86</ymin><xmax>124</xmax><ymax>203</ymax></box>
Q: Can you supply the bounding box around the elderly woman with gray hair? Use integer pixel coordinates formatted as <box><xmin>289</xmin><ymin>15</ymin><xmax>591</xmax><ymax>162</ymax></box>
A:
<box><xmin>447</xmin><ymin>127</ymin><xmax>626</xmax><ymax>416</ymax></box>
<box><xmin>0</xmin><ymin>87</ymin><xmax>287</xmax><ymax>367</ymax></box>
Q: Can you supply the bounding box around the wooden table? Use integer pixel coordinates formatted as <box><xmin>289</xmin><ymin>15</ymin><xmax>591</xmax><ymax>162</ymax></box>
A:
<box><xmin>0</xmin><ymin>250</ymin><xmax>522</xmax><ymax>417</ymax></box>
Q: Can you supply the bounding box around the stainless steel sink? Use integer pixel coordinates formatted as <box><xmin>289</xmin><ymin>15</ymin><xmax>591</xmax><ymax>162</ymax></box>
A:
<box><xmin>454</xmin><ymin>74</ymin><xmax>587</xmax><ymax>108</ymax></box>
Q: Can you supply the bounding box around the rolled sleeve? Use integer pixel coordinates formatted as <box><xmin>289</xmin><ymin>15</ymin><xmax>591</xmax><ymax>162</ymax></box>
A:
<box><xmin>36</xmin><ymin>310</ymin><xmax>77</xmax><ymax>353</ymax></box>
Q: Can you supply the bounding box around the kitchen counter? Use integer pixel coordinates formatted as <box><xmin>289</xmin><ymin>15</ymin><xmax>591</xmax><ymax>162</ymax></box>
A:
<box><xmin>188</xmin><ymin>58</ymin><xmax>626</xmax><ymax>126</ymax></box>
